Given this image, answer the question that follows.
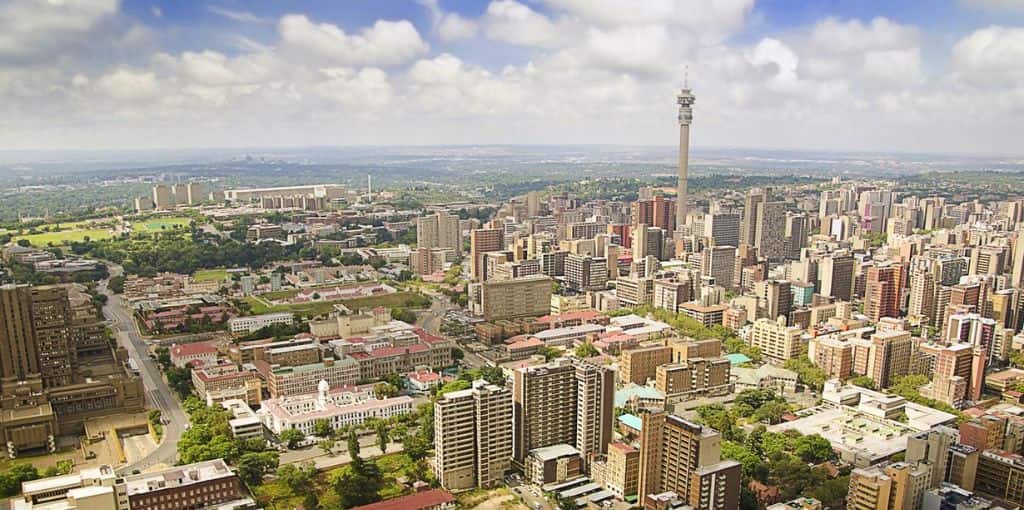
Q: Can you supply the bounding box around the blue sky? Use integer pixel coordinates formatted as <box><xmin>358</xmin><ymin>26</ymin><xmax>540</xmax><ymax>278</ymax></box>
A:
<box><xmin>1</xmin><ymin>0</ymin><xmax>1023</xmax><ymax>153</ymax></box>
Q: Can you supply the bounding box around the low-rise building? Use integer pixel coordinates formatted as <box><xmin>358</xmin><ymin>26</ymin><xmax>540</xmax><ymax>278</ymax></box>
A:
<box><xmin>227</xmin><ymin>312</ymin><xmax>294</xmax><ymax>334</ymax></box>
<box><xmin>259</xmin><ymin>380</ymin><xmax>413</xmax><ymax>435</ymax></box>
<box><xmin>261</xmin><ymin>358</ymin><xmax>360</xmax><ymax>398</ymax></box>
<box><xmin>192</xmin><ymin>363</ymin><xmax>263</xmax><ymax>406</ymax></box>
<box><xmin>122</xmin><ymin>459</ymin><xmax>251</xmax><ymax>510</ymax></box>
<box><xmin>169</xmin><ymin>342</ymin><xmax>218</xmax><ymax>368</ymax></box>
<box><xmin>221</xmin><ymin>399</ymin><xmax>264</xmax><ymax>440</ymax></box>
<box><xmin>349</xmin><ymin>489</ymin><xmax>456</xmax><ymax>510</ymax></box>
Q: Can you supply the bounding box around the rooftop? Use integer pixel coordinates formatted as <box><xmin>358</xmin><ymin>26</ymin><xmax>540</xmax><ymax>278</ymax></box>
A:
<box><xmin>123</xmin><ymin>459</ymin><xmax>235</xmax><ymax>496</ymax></box>
<box><xmin>529</xmin><ymin>443</ymin><xmax>580</xmax><ymax>461</ymax></box>
<box><xmin>349</xmin><ymin>489</ymin><xmax>455</xmax><ymax>510</ymax></box>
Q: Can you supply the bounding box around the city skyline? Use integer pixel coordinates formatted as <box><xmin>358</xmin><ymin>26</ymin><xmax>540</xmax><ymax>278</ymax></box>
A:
<box><xmin>1</xmin><ymin>0</ymin><xmax>1023</xmax><ymax>154</ymax></box>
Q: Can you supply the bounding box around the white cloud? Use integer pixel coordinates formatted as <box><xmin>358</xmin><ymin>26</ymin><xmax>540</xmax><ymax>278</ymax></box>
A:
<box><xmin>278</xmin><ymin>15</ymin><xmax>429</xmax><ymax>66</ymax></box>
<box><xmin>207</xmin><ymin>5</ymin><xmax>269</xmax><ymax>24</ymax></box>
<box><xmin>809</xmin><ymin>17</ymin><xmax>919</xmax><ymax>54</ymax></box>
<box><xmin>0</xmin><ymin>0</ymin><xmax>119</xmax><ymax>62</ymax></box>
<box><xmin>952</xmin><ymin>26</ymin><xmax>1024</xmax><ymax>85</ymax></box>
<box><xmin>316</xmin><ymin>67</ymin><xmax>393</xmax><ymax>110</ymax></box>
<box><xmin>483</xmin><ymin>0</ymin><xmax>569</xmax><ymax>48</ymax></box>
<box><xmin>438</xmin><ymin>13</ymin><xmax>479</xmax><ymax>41</ymax></box>
<box><xmin>960</xmin><ymin>0</ymin><xmax>1024</xmax><ymax>11</ymax></box>
<box><xmin>96</xmin><ymin>68</ymin><xmax>159</xmax><ymax>101</ymax></box>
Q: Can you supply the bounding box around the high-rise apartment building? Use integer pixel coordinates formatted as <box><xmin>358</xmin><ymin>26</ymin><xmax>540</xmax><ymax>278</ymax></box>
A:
<box><xmin>748</xmin><ymin>317</ymin><xmax>805</xmax><ymax>365</ymax></box>
<box><xmin>152</xmin><ymin>184</ymin><xmax>174</xmax><ymax>210</ymax></box>
<box><xmin>755</xmin><ymin>279</ymin><xmax>793</xmax><ymax>325</ymax></box>
<box><xmin>633</xmin><ymin>226</ymin><xmax>666</xmax><ymax>261</ymax></box>
<box><xmin>512</xmin><ymin>359</ymin><xmax>613</xmax><ymax>466</ymax></box>
<box><xmin>847</xmin><ymin>463</ymin><xmax>931</xmax><ymax>510</ymax></box>
<box><xmin>637</xmin><ymin>412</ymin><xmax>740</xmax><ymax>510</ymax></box>
<box><xmin>434</xmin><ymin>380</ymin><xmax>513</xmax><ymax>490</ymax></box>
<box><xmin>632</xmin><ymin>196</ymin><xmax>676</xmax><ymax>232</ymax></box>
<box><xmin>417</xmin><ymin>212</ymin><xmax>462</xmax><ymax>256</ymax></box>
<box><xmin>620</xmin><ymin>345</ymin><xmax>673</xmax><ymax>385</ymax></box>
<box><xmin>867</xmin><ymin>330</ymin><xmax>913</xmax><ymax>389</ymax></box>
<box><xmin>742</xmin><ymin>189</ymin><xmax>787</xmax><ymax>262</ymax></box>
<box><xmin>470</xmin><ymin>228</ymin><xmax>504</xmax><ymax>281</ymax></box>
<box><xmin>865</xmin><ymin>262</ymin><xmax>904</xmax><ymax>322</ymax></box>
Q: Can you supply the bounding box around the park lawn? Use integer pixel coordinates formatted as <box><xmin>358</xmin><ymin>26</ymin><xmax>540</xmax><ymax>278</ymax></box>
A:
<box><xmin>133</xmin><ymin>216</ymin><xmax>192</xmax><ymax>232</ymax></box>
<box><xmin>193</xmin><ymin>268</ymin><xmax>228</xmax><ymax>282</ymax></box>
<box><xmin>13</xmin><ymin>228</ymin><xmax>113</xmax><ymax>246</ymax></box>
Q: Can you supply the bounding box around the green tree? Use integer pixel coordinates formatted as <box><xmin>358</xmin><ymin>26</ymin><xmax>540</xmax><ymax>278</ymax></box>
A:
<box><xmin>794</xmin><ymin>434</ymin><xmax>835</xmax><ymax>463</ymax></box>
<box><xmin>329</xmin><ymin>459</ymin><xmax>383</xmax><ymax>508</ymax></box>
<box><xmin>784</xmin><ymin>356</ymin><xmax>827</xmax><ymax>391</ymax></box>
<box><xmin>313</xmin><ymin>419</ymin><xmax>333</xmax><ymax>438</ymax></box>
<box><xmin>574</xmin><ymin>342</ymin><xmax>599</xmax><ymax>358</ymax></box>
<box><xmin>850</xmin><ymin>375</ymin><xmax>877</xmax><ymax>390</ymax></box>
<box><xmin>319</xmin><ymin>439</ymin><xmax>335</xmax><ymax>456</ymax></box>
<box><xmin>279</xmin><ymin>429</ymin><xmax>305</xmax><ymax>449</ymax></box>
<box><xmin>753</xmin><ymin>401</ymin><xmax>790</xmax><ymax>424</ymax></box>
<box><xmin>277</xmin><ymin>462</ymin><xmax>315</xmax><ymax>492</ymax></box>
<box><xmin>375</xmin><ymin>422</ymin><xmax>389</xmax><ymax>453</ymax></box>
<box><xmin>235</xmin><ymin>451</ymin><xmax>279</xmax><ymax>486</ymax></box>
<box><xmin>347</xmin><ymin>428</ymin><xmax>361</xmax><ymax>459</ymax></box>
<box><xmin>536</xmin><ymin>345</ymin><xmax>560</xmax><ymax>361</ymax></box>
<box><xmin>373</xmin><ymin>382</ymin><xmax>399</xmax><ymax>399</ymax></box>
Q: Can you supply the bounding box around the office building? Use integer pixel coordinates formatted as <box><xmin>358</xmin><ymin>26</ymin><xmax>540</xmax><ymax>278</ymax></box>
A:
<box><xmin>704</xmin><ymin>213</ymin><xmax>740</xmax><ymax>248</ymax></box>
<box><xmin>819</xmin><ymin>252</ymin><xmax>854</xmax><ymax>302</ymax></box>
<box><xmin>260</xmin><ymin>380</ymin><xmax>412</xmax><ymax>435</ymax></box>
<box><xmin>122</xmin><ymin>459</ymin><xmax>248</xmax><ymax>510</ymax></box>
<box><xmin>755</xmin><ymin>279</ymin><xmax>793</xmax><ymax>325</ymax></box>
<box><xmin>702</xmin><ymin>246</ymin><xmax>737</xmax><ymax>291</ymax></box>
<box><xmin>633</xmin><ymin>196</ymin><xmax>676</xmax><ymax>232</ymax></box>
<box><xmin>434</xmin><ymin>380</ymin><xmax>513</xmax><ymax>490</ymax></box>
<box><xmin>475</xmin><ymin>275</ymin><xmax>552</xmax><ymax>321</ymax></box>
<box><xmin>470</xmin><ymin>228</ymin><xmax>505</xmax><ymax>281</ymax></box>
<box><xmin>565</xmin><ymin>254</ymin><xmax>608</xmax><ymax>292</ymax></box>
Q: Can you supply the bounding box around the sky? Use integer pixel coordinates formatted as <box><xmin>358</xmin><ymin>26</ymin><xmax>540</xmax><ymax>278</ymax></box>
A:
<box><xmin>1</xmin><ymin>0</ymin><xmax>1023</xmax><ymax>154</ymax></box>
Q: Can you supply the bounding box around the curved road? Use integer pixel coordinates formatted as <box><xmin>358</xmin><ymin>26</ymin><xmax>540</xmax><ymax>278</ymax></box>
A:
<box><xmin>99</xmin><ymin>266</ymin><xmax>188</xmax><ymax>474</ymax></box>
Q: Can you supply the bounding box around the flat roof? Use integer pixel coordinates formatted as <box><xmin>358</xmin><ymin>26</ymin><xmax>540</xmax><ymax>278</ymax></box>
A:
<box><xmin>618</xmin><ymin>413</ymin><xmax>643</xmax><ymax>431</ymax></box>
<box><xmin>529</xmin><ymin>443</ymin><xmax>580</xmax><ymax>461</ymax></box>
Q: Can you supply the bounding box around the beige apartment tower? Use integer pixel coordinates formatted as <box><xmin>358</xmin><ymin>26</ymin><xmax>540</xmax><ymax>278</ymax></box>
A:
<box><xmin>418</xmin><ymin>212</ymin><xmax>462</xmax><ymax>256</ymax></box>
<box><xmin>434</xmin><ymin>380</ymin><xmax>513</xmax><ymax>490</ymax></box>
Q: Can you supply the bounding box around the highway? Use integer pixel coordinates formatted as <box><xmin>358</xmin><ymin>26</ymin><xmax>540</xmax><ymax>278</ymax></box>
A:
<box><xmin>99</xmin><ymin>265</ymin><xmax>188</xmax><ymax>474</ymax></box>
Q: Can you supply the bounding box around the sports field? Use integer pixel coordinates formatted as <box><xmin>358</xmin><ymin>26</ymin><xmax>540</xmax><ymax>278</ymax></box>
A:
<box><xmin>193</xmin><ymin>269</ymin><xmax>229</xmax><ymax>282</ymax></box>
<box><xmin>13</xmin><ymin>228</ymin><xmax>113</xmax><ymax>246</ymax></box>
<box><xmin>132</xmin><ymin>217</ymin><xmax>192</xmax><ymax>232</ymax></box>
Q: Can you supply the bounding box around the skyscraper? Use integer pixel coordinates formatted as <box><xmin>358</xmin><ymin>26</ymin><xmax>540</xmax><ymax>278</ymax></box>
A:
<box><xmin>470</xmin><ymin>228</ymin><xmax>504</xmax><ymax>281</ymax></box>
<box><xmin>417</xmin><ymin>212</ymin><xmax>462</xmax><ymax>256</ymax></box>
<box><xmin>512</xmin><ymin>359</ymin><xmax>614</xmax><ymax>467</ymax></box>
<box><xmin>434</xmin><ymin>380</ymin><xmax>513</xmax><ymax>490</ymax></box>
<box><xmin>676</xmin><ymin>85</ymin><xmax>694</xmax><ymax>235</ymax></box>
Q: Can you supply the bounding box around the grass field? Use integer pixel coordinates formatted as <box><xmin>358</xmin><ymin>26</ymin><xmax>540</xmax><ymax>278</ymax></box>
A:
<box><xmin>259</xmin><ymin>282</ymin><xmax>374</xmax><ymax>301</ymax></box>
<box><xmin>244</xmin><ymin>291</ymin><xmax>429</xmax><ymax>317</ymax></box>
<box><xmin>132</xmin><ymin>217</ymin><xmax>192</xmax><ymax>232</ymax></box>
<box><xmin>13</xmin><ymin>228</ymin><xmax>113</xmax><ymax>246</ymax></box>
<box><xmin>193</xmin><ymin>269</ymin><xmax>228</xmax><ymax>282</ymax></box>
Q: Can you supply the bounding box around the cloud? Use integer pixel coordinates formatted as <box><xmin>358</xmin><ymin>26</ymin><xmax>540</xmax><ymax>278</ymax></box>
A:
<box><xmin>207</xmin><ymin>5</ymin><xmax>269</xmax><ymax>24</ymax></box>
<box><xmin>809</xmin><ymin>17</ymin><xmax>919</xmax><ymax>54</ymax></box>
<box><xmin>952</xmin><ymin>25</ymin><xmax>1024</xmax><ymax>85</ymax></box>
<box><xmin>278</xmin><ymin>14</ymin><xmax>429</xmax><ymax>66</ymax></box>
<box><xmin>417</xmin><ymin>0</ymin><xmax>479</xmax><ymax>41</ymax></box>
<box><xmin>96</xmin><ymin>68</ymin><xmax>159</xmax><ymax>101</ymax></box>
<box><xmin>959</xmin><ymin>0</ymin><xmax>1024</xmax><ymax>11</ymax></box>
<box><xmin>316</xmin><ymin>67</ymin><xmax>393</xmax><ymax>111</ymax></box>
<box><xmin>483</xmin><ymin>0</ymin><xmax>570</xmax><ymax>47</ymax></box>
<box><xmin>0</xmin><ymin>0</ymin><xmax>119</xmax><ymax>62</ymax></box>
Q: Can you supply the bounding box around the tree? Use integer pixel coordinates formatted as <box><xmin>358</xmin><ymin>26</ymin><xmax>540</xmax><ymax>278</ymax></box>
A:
<box><xmin>329</xmin><ymin>459</ymin><xmax>384</xmax><ymax>508</ymax></box>
<box><xmin>476</xmin><ymin>365</ymin><xmax>506</xmax><ymax>386</ymax></box>
<box><xmin>850</xmin><ymin>375</ymin><xmax>877</xmax><ymax>390</ymax></box>
<box><xmin>373</xmin><ymin>382</ymin><xmax>399</xmax><ymax>399</ymax></box>
<box><xmin>374</xmin><ymin>421</ymin><xmax>389</xmax><ymax>453</ymax></box>
<box><xmin>784</xmin><ymin>356</ymin><xmax>827</xmax><ymax>391</ymax></box>
<box><xmin>235</xmin><ymin>451</ymin><xmax>279</xmax><ymax>486</ymax></box>
<box><xmin>402</xmin><ymin>431</ymin><xmax>431</xmax><ymax>461</ymax></box>
<box><xmin>391</xmin><ymin>307</ymin><xmax>416</xmax><ymax>323</ymax></box>
<box><xmin>536</xmin><ymin>345</ymin><xmax>560</xmax><ymax>361</ymax></box>
<box><xmin>347</xmin><ymin>428</ymin><xmax>361</xmax><ymax>459</ymax></box>
<box><xmin>277</xmin><ymin>462</ymin><xmax>315</xmax><ymax>492</ymax></box>
<box><xmin>279</xmin><ymin>429</ymin><xmax>305</xmax><ymax>449</ymax></box>
<box><xmin>313</xmin><ymin>419</ymin><xmax>333</xmax><ymax>438</ymax></box>
<box><xmin>574</xmin><ymin>342</ymin><xmax>599</xmax><ymax>358</ymax></box>
<box><xmin>319</xmin><ymin>439</ymin><xmax>335</xmax><ymax>456</ymax></box>
<box><xmin>794</xmin><ymin>434</ymin><xmax>835</xmax><ymax>463</ymax></box>
<box><xmin>753</xmin><ymin>401</ymin><xmax>790</xmax><ymax>425</ymax></box>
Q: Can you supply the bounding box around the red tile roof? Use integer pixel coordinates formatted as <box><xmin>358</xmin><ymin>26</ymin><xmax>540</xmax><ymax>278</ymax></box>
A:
<box><xmin>370</xmin><ymin>344</ymin><xmax>430</xmax><ymax>358</ymax></box>
<box><xmin>170</xmin><ymin>342</ymin><xmax>217</xmax><ymax>358</ymax></box>
<box><xmin>350</xmin><ymin>489</ymin><xmax>455</xmax><ymax>510</ymax></box>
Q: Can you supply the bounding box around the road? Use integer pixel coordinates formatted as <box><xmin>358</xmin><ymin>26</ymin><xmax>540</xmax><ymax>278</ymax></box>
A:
<box><xmin>99</xmin><ymin>265</ymin><xmax>189</xmax><ymax>474</ymax></box>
